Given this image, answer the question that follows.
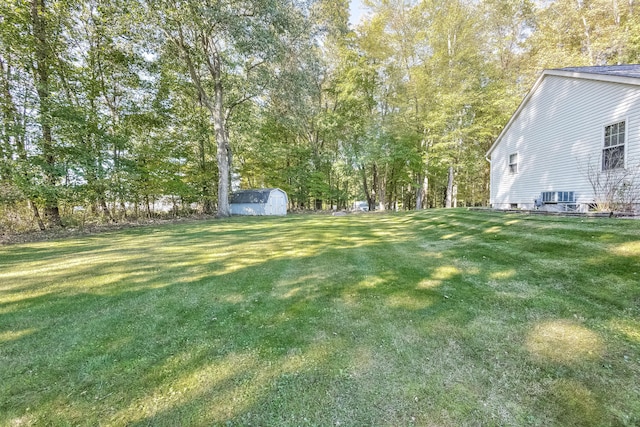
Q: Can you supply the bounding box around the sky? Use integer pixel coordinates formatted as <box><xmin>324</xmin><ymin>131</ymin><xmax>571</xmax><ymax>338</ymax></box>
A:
<box><xmin>349</xmin><ymin>0</ymin><xmax>368</xmax><ymax>26</ymax></box>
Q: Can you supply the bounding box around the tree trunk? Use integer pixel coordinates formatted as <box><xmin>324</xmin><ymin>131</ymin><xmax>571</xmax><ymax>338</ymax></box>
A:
<box><xmin>378</xmin><ymin>166</ymin><xmax>386</xmax><ymax>211</ymax></box>
<box><xmin>452</xmin><ymin>184</ymin><xmax>458</xmax><ymax>208</ymax></box>
<box><xmin>28</xmin><ymin>200</ymin><xmax>46</xmax><ymax>231</ymax></box>
<box><xmin>445</xmin><ymin>166</ymin><xmax>454</xmax><ymax>208</ymax></box>
<box><xmin>99</xmin><ymin>196</ymin><xmax>114</xmax><ymax>221</ymax></box>
<box><xmin>175</xmin><ymin>25</ymin><xmax>230</xmax><ymax>218</ymax></box>
<box><xmin>197</xmin><ymin>132</ymin><xmax>213</xmax><ymax>214</ymax></box>
<box><xmin>31</xmin><ymin>0</ymin><xmax>62</xmax><ymax>228</ymax></box>
<box><xmin>145</xmin><ymin>195</ymin><xmax>152</xmax><ymax>218</ymax></box>
<box><xmin>0</xmin><ymin>57</ymin><xmax>15</xmax><ymax>180</ymax></box>
<box><xmin>2</xmin><ymin>57</ymin><xmax>45</xmax><ymax>230</ymax></box>
<box><xmin>214</xmin><ymin>74</ymin><xmax>230</xmax><ymax>218</ymax></box>
<box><xmin>576</xmin><ymin>0</ymin><xmax>594</xmax><ymax>65</ymax></box>
<box><xmin>120</xmin><ymin>200</ymin><xmax>127</xmax><ymax>219</ymax></box>
<box><xmin>371</xmin><ymin>163</ymin><xmax>379</xmax><ymax>210</ymax></box>
<box><xmin>360</xmin><ymin>165</ymin><xmax>373</xmax><ymax>211</ymax></box>
<box><xmin>416</xmin><ymin>174</ymin><xmax>428</xmax><ymax>210</ymax></box>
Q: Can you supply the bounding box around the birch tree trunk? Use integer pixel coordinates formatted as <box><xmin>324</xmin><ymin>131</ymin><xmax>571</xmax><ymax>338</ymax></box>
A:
<box><xmin>445</xmin><ymin>166</ymin><xmax>454</xmax><ymax>208</ymax></box>
<box><xmin>416</xmin><ymin>175</ymin><xmax>428</xmax><ymax>209</ymax></box>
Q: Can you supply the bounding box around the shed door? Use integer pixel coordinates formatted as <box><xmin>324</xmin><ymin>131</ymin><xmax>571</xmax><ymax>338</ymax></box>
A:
<box><xmin>271</xmin><ymin>192</ymin><xmax>286</xmax><ymax>215</ymax></box>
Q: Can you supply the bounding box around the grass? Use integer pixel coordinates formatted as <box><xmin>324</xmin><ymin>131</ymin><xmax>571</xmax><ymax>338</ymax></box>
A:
<box><xmin>1</xmin><ymin>209</ymin><xmax>639</xmax><ymax>426</ymax></box>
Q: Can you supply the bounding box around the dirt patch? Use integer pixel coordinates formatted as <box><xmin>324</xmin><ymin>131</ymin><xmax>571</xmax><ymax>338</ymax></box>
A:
<box><xmin>0</xmin><ymin>215</ymin><xmax>217</xmax><ymax>246</ymax></box>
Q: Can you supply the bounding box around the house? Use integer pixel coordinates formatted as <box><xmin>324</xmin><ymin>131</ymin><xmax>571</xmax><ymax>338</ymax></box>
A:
<box><xmin>229</xmin><ymin>188</ymin><xmax>288</xmax><ymax>216</ymax></box>
<box><xmin>486</xmin><ymin>65</ymin><xmax>640</xmax><ymax>213</ymax></box>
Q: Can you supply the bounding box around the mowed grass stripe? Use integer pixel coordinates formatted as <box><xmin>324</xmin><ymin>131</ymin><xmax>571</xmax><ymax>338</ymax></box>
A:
<box><xmin>1</xmin><ymin>209</ymin><xmax>639</xmax><ymax>426</ymax></box>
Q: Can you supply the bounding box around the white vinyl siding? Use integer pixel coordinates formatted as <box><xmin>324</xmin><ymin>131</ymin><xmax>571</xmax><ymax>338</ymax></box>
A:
<box><xmin>489</xmin><ymin>74</ymin><xmax>640</xmax><ymax>209</ymax></box>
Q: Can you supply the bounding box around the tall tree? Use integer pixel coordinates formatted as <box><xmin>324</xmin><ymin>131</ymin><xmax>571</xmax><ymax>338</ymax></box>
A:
<box><xmin>527</xmin><ymin>0</ymin><xmax>640</xmax><ymax>69</ymax></box>
<box><xmin>144</xmin><ymin>0</ymin><xmax>306</xmax><ymax>217</ymax></box>
<box><xmin>30</xmin><ymin>0</ymin><xmax>64</xmax><ymax>226</ymax></box>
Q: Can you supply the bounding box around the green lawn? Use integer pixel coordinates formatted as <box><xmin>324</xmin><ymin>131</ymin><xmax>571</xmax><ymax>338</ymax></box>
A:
<box><xmin>1</xmin><ymin>209</ymin><xmax>639</xmax><ymax>426</ymax></box>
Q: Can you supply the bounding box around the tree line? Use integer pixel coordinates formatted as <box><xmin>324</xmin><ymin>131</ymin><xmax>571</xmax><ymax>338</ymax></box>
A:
<box><xmin>1</xmin><ymin>0</ymin><xmax>638</xmax><ymax>230</ymax></box>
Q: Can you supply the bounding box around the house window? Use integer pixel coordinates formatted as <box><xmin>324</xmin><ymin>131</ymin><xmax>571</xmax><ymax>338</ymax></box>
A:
<box><xmin>541</xmin><ymin>191</ymin><xmax>555</xmax><ymax>203</ymax></box>
<box><xmin>603</xmin><ymin>121</ymin><xmax>625</xmax><ymax>170</ymax></box>
<box><xmin>557</xmin><ymin>191</ymin><xmax>575</xmax><ymax>203</ymax></box>
<box><xmin>508</xmin><ymin>153</ymin><xmax>518</xmax><ymax>174</ymax></box>
<box><xmin>541</xmin><ymin>191</ymin><xmax>575</xmax><ymax>203</ymax></box>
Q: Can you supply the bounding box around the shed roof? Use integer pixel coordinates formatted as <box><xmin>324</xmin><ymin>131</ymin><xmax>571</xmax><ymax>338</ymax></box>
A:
<box><xmin>486</xmin><ymin>64</ymin><xmax>640</xmax><ymax>158</ymax></box>
<box><xmin>229</xmin><ymin>188</ymin><xmax>280</xmax><ymax>204</ymax></box>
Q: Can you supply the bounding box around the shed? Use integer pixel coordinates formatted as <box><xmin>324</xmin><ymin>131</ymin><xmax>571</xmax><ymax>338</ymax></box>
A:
<box><xmin>229</xmin><ymin>188</ymin><xmax>288</xmax><ymax>216</ymax></box>
<box><xmin>486</xmin><ymin>64</ymin><xmax>640</xmax><ymax>213</ymax></box>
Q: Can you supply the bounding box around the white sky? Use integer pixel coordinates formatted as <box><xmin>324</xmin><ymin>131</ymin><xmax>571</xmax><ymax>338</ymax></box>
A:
<box><xmin>349</xmin><ymin>0</ymin><xmax>367</xmax><ymax>26</ymax></box>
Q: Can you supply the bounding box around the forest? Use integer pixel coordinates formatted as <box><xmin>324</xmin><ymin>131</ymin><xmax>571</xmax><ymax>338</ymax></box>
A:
<box><xmin>1</xmin><ymin>0</ymin><xmax>639</xmax><ymax>230</ymax></box>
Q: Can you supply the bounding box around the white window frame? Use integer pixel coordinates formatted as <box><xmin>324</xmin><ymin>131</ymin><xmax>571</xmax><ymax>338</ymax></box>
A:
<box><xmin>541</xmin><ymin>191</ymin><xmax>575</xmax><ymax>204</ymax></box>
<box><xmin>508</xmin><ymin>152</ymin><xmax>518</xmax><ymax>174</ymax></box>
<box><xmin>602</xmin><ymin>120</ymin><xmax>627</xmax><ymax>171</ymax></box>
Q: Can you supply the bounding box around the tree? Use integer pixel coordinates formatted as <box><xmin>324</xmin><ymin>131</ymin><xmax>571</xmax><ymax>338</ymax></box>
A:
<box><xmin>144</xmin><ymin>0</ymin><xmax>307</xmax><ymax>217</ymax></box>
<box><xmin>527</xmin><ymin>0</ymin><xmax>640</xmax><ymax>69</ymax></box>
<box><xmin>0</xmin><ymin>0</ymin><xmax>75</xmax><ymax>228</ymax></box>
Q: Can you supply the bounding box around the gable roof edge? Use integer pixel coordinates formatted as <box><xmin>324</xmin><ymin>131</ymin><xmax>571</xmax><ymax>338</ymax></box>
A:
<box><xmin>485</xmin><ymin>71</ymin><xmax>546</xmax><ymax>158</ymax></box>
<box><xmin>485</xmin><ymin>68</ymin><xmax>640</xmax><ymax>158</ymax></box>
<box><xmin>545</xmin><ymin>68</ymin><xmax>640</xmax><ymax>86</ymax></box>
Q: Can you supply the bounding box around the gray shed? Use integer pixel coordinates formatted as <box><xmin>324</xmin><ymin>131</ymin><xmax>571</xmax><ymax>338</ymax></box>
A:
<box><xmin>229</xmin><ymin>188</ymin><xmax>288</xmax><ymax>216</ymax></box>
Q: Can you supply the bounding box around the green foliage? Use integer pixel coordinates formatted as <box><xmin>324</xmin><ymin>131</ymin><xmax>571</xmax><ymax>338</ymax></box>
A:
<box><xmin>1</xmin><ymin>0</ymin><xmax>638</xmax><ymax>225</ymax></box>
<box><xmin>527</xmin><ymin>0</ymin><xmax>640</xmax><ymax>68</ymax></box>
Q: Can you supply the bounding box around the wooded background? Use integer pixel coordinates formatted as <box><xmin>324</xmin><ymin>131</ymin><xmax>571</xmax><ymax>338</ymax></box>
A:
<box><xmin>1</xmin><ymin>0</ymin><xmax>639</xmax><ymax>230</ymax></box>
